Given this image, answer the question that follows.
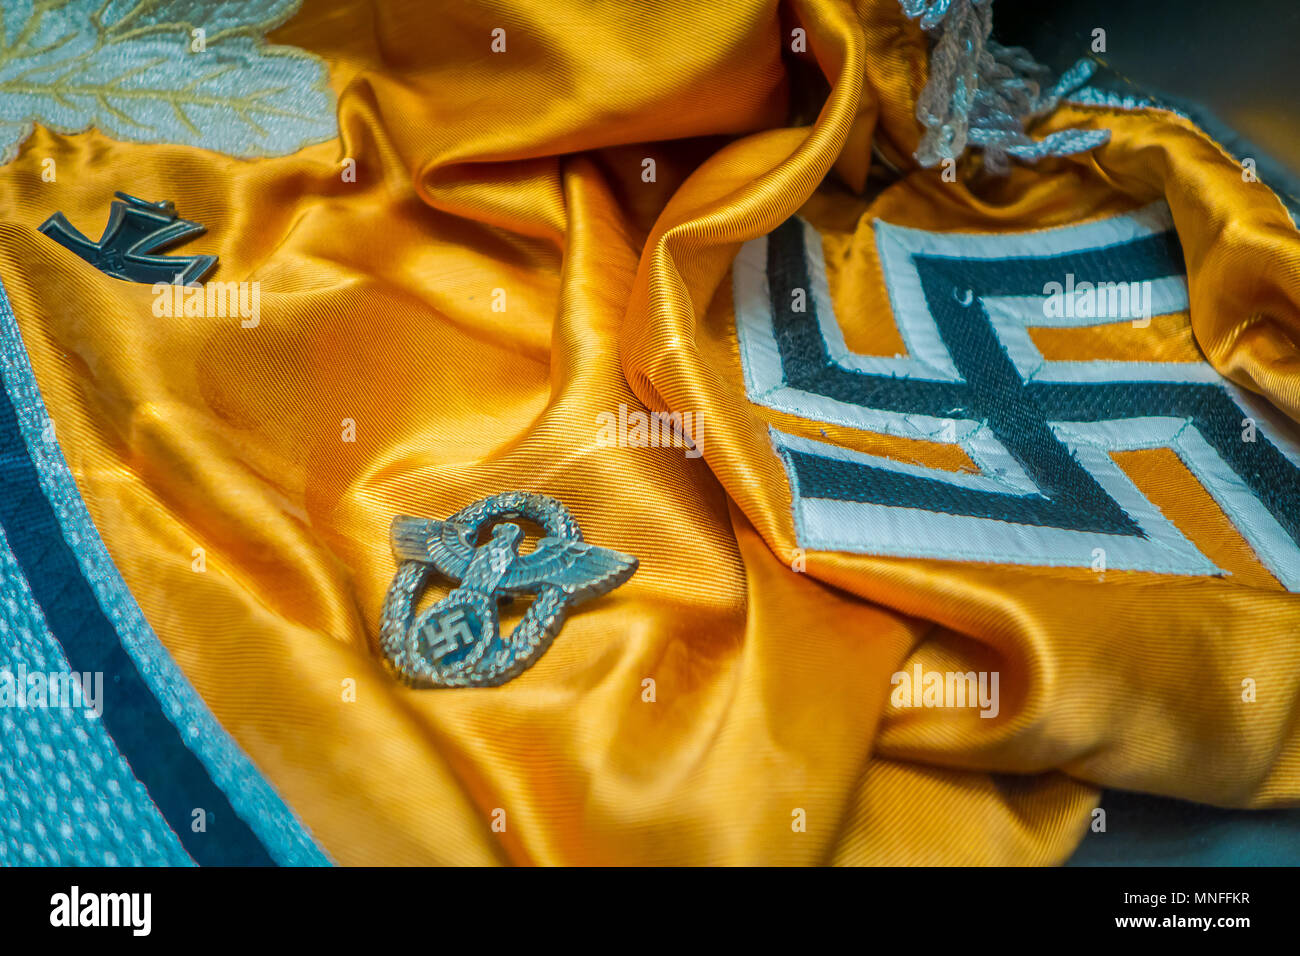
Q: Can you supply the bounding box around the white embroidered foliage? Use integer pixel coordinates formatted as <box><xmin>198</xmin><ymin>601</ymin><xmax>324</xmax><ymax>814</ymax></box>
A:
<box><xmin>0</xmin><ymin>0</ymin><xmax>336</xmax><ymax>164</ymax></box>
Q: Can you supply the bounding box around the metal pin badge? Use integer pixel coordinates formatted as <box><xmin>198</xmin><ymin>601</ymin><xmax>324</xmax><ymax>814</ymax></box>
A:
<box><xmin>39</xmin><ymin>192</ymin><xmax>217</xmax><ymax>285</ymax></box>
<box><xmin>379</xmin><ymin>492</ymin><xmax>637</xmax><ymax>688</ymax></box>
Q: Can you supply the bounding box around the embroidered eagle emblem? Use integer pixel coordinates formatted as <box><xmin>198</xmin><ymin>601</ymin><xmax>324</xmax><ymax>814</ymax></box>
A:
<box><xmin>380</xmin><ymin>493</ymin><xmax>638</xmax><ymax>688</ymax></box>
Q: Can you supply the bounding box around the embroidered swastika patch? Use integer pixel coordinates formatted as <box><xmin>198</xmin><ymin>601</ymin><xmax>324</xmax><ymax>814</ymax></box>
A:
<box><xmin>733</xmin><ymin>204</ymin><xmax>1300</xmax><ymax>589</ymax></box>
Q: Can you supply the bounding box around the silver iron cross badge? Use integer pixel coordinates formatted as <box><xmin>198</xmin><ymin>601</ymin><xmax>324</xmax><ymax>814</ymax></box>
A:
<box><xmin>379</xmin><ymin>492</ymin><xmax>638</xmax><ymax>687</ymax></box>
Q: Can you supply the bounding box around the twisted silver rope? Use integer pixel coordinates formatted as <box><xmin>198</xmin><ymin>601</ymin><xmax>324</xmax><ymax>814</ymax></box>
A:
<box><xmin>900</xmin><ymin>0</ymin><xmax>1108</xmax><ymax>173</ymax></box>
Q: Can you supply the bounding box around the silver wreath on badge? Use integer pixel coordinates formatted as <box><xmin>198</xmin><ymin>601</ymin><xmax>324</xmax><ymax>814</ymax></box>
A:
<box><xmin>379</xmin><ymin>492</ymin><xmax>638</xmax><ymax>688</ymax></box>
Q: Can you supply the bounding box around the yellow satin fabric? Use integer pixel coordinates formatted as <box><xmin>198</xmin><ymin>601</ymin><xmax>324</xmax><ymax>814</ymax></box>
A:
<box><xmin>2</xmin><ymin>0</ymin><xmax>1299</xmax><ymax>864</ymax></box>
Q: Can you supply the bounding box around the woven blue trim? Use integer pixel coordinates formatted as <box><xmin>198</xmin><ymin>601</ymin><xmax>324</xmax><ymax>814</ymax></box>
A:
<box><xmin>1066</xmin><ymin>86</ymin><xmax>1189</xmax><ymax>120</ymax></box>
<box><xmin>0</xmin><ymin>520</ymin><xmax>193</xmax><ymax>866</ymax></box>
<box><xmin>0</xmin><ymin>273</ymin><xmax>331</xmax><ymax>866</ymax></box>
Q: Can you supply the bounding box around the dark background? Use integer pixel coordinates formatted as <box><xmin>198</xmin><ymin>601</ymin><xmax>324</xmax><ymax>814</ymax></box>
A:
<box><xmin>997</xmin><ymin>0</ymin><xmax>1300</xmax><ymax>177</ymax></box>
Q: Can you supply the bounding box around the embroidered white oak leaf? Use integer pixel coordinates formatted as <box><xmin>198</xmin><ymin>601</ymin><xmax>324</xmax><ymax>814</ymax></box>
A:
<box><xmin>96</xmin><ymin>0</ymin><xmax>307</xmax><ymax>40</ymax></box>
<box><xmin>0</xmin><ymin>0</ymin><xmax>336</xmax><ymax>164</ymax></box>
